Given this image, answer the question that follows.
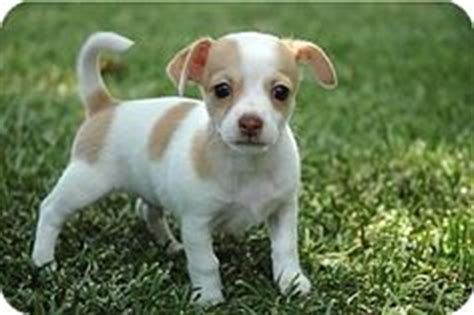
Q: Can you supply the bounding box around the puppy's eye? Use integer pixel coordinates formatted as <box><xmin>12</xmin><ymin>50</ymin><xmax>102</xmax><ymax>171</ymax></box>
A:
<box><xmin>214</xmin><ymin>83</ymin><xmax>232</xmax><ymax>99</ymax></box>
<box><xmin>272</xmin><ymin>85</ymin><xmax>290</xmax><ymax>101</ymax></box>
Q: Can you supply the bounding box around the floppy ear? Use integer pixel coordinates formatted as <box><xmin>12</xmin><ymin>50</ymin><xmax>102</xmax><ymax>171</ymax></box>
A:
<box><xmin>282</xmin><ymin>39</ymin><xmax>337</xmax><ymax>89</ymax></box>
<box><xmin>166</xmin><ymin>37</ymin><xmax>214</xmax><ymax>96</ymax></box>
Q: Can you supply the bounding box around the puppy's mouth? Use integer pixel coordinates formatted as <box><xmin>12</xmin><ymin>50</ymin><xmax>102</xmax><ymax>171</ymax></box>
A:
<box><xmin>229</xmin><ymin>138</ymin><xmax>270</xmax><ymax>154</ymax></box>
<box><xmin>234</xmin><ymin>140</ymin><xmax>267</xmax><ymax>147</ymax></box>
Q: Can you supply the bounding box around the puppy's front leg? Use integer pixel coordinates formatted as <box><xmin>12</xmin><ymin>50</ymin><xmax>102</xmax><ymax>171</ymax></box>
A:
<box><xmin>268</xmin><ymin>195</ymin><xmax>311</xmax><ymax>295</ymax></box>
<box><xmin>181</xmin><ymin>216</ymin><xmax>223</xmax><ymax>305</ymax></box>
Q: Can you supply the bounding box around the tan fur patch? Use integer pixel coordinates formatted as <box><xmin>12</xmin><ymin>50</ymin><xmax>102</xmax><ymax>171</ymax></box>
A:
<box><xmin>202</xmin><ymin>39</ymin><xmax>241</xmax><ymax>88</ymax></box>
<box><xmin>72</xmin><ymin>107</ymin><xmax>116</xmax><ymax>163</ymax></box>
<box><xmin>277</xmin><ymin>41</ymin><xmax>299</xmax><ymax>88</ymax></box>
<box><xmin>86</xmin><ymin>89</ymin><xmax>117</xmax><ymax>117</ymax></box>
<box><xmin>191</xmin><ymin>128</ymin><xmax>213</xmax><ymax>179</ymax></box>
<box><xmin>267</xmin><ymin>42</ymin><xmax>300</xmax><ymax>117</ymax></box>
<box><xmin>201</xmin><ymin>38</ymin><xmax>242</xmax><ymax>124</ymax></box>
<box><xmin>149</xmin><ymin>102</ymin><xmax>197</xmax><ymax>160</ymax></box>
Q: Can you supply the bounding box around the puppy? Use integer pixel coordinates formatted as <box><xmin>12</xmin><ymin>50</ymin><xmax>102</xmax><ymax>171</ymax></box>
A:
<box><xmin>32</xmin><ymin>31</ymin><xmax>337</xmax><ymax>305</ymax></box>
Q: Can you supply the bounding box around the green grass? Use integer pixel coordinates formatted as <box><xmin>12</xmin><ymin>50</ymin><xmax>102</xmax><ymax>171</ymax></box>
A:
<box><xmin>1</xmin><ymin>3</ymin><xmax>473</xmax><ymax>314</ymax></box>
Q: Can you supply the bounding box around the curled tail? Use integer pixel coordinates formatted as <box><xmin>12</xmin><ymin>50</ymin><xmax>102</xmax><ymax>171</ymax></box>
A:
<box><xmin>77</xmin><ymin>32</ymin><xmax>134</xmax><ymax>117</ymax></box>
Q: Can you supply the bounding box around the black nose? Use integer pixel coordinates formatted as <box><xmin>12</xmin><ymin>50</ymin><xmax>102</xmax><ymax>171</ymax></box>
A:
<box><xmin>238</xmin><ymin>114</ymin><xmax>263</xmax><ymax>137</ymax></box>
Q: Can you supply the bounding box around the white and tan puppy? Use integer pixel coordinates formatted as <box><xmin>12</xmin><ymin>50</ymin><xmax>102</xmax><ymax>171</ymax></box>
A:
<box><xmin>32</xmin><ymin>31</ymin><xmax>337</xmax><ymax>305</ymax></box>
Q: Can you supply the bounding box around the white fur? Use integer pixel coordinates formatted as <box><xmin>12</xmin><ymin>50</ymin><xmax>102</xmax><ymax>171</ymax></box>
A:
<box><xmin>32</xmin><ymin>32</ymin><xmax>312</xmax><ymax>306</ymax></box>
<box><xmin>219</xmin><ymin>33</ymin><xmax>286</xmax><ymax>153</ymax></box>
<box><xmin>77</xmin><ymin>32</ymin><xmax>134</xmax><ymax>104</ymax></box>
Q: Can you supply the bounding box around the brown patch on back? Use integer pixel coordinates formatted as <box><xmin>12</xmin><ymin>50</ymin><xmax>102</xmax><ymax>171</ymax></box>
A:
<box><xmin>86</xmin><ymin>89</ymin><xmax>117</xmax><ymax>117</ymax></box>
<box><xmin>149</xmin><ymin>102</ymin><xmax>197</xmax><ymax>160</ymax></box>
<box><xmin>191</xmin><ymin>128</ymin><xmax>213</xmax><ymax>179</ymax></box>
<box><xmin>72</xmin><ymin>107</ymin><xmax>116</xmax><ymax>163</ymax></box>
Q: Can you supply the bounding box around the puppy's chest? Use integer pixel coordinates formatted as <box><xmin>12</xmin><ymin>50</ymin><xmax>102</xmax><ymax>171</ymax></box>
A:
<box><xmin>212</xmin><ymin>175</ymin><xmax>290</xmax><ymax>233</ymax></box>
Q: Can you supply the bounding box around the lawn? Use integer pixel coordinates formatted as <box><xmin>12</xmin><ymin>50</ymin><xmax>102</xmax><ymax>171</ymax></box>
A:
<box><xmin>0</xmin><ymin>3</ymin><xmax>473</xmax><ymax>314</ymax></box>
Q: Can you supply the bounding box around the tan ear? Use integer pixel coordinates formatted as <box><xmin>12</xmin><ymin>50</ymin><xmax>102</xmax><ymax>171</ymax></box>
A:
<box><xmin>282</xmin><ymin>39</ymin><xmax>337</xmax><ymax>89</ymax></box>
<box><xmin>166</xmin><ymin>37</ymin><xmax>214</xmax><ymax>96</ymax></box>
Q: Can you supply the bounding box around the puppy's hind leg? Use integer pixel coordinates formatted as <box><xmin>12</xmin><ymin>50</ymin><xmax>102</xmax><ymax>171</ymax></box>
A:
<box><xmin>32</xmin><ymin>162</ymin><xmax>112</xmax><ymax>267</ymax></box>
<box><xmin>135</xmin><ymin>199</ymin><xmax>183</xmax><ymax>254</ymax></box>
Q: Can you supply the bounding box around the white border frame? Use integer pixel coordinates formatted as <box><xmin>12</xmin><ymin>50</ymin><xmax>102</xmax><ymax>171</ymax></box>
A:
<box><xmin>0</xmin><ymin>2</ymin><xmax>471</xmax><ymax>314</ymax></box>
<box><xmin>0</xmin><ymin>1</ymin><xmax>473</xmax><ymax>27</ymax></box>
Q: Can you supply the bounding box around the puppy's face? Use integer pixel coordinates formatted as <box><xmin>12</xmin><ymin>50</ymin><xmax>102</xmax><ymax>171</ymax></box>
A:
<box><xmin>167</xmin><ymin>32</ymin><xmax>337</xmax><ymax>154</ymax></box>
<box><xmin>200</xmin><ymin>34</ymin><xmax>299</xmax><ymax>154</ymax></box>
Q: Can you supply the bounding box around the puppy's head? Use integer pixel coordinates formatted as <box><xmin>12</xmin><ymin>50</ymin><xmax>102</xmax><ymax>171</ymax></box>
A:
<box><xmin>167</xmin><ymin>32</ymin><xmax>337</xmax><ymax>154</ymax></box>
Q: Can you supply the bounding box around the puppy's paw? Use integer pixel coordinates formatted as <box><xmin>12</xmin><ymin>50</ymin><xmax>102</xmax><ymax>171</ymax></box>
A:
<box><xmin>134</xmin><ymin>198</ymin><xmax>148</xmax><ymax>221</ymax></box>
<box><xmin>32</xmin><ymin>249</ymin><xmax>55</xmax><ymax>268</ymax></box>
<box><xmin>31</xmin><ymin>242</ymin><xmax>54</xmax><ymax>267</ymax></box>
<box><xmin>166</xmin><ymin>241</ymin><xmax>184</xmax><ymax>255</ymax></box>
<box><xmin>191</xmin><ymin>289</ymin><xmax>224</xmax><ymax>307</ymax></box>
<box><xmin>278</xmin><ymin>271</ymin><xmax>311</xmax><ymax>296</ymax></box>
